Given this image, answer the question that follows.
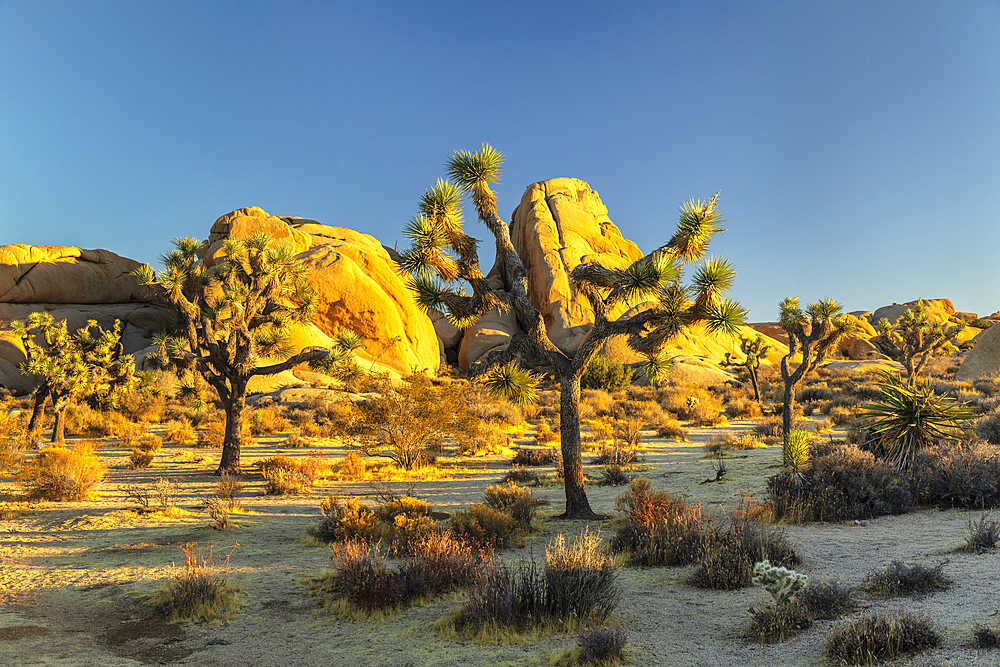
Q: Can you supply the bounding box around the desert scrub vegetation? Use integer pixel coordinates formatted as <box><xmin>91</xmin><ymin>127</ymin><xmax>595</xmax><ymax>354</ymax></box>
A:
<box><xmin>128</xmin><ymin>434</ymin><xmax>162</xmax><ymax>469</ymax></box>
<box><xmin>768</xmin><ymin>444</ymin><xmax>913</xmax><ymax>522</ymax></box>
<box><xmin>252</xmin><ymin>452</ymin><xmax>328</xmax><ymax>495</ymax></box>
<box><xmin>580</xmin><ymin>356</ymin><xmax>632</xmax><ymax>393</ymax></box>
<box><xmin>16</xmin><ymin>441</ymin><xmax>105</xmax><ymax>500</ymax></box>
<box><xmin>863</xmin><ymin>560</ymin><xmax>952</xmax><ymax>598</ymax></box>
<box><xmin>659</xmin><ymin>385</ymin><xmax>727</xmax><ymax>426</ymax></box>
<box><xmin>550</xmin><ymin>627</ymin><xmax>628</xmax><ymax>666</ymax></box>
<box><xmin>609</xmin><ymin>478</ymin><xmax>714</xmax><ymax>566</ymax></box>
<box><xmin>858</xmin><ymin>372</ymin><xmax>976</xmax><ymax>470</ymax></box>
<box><xmin>347</xmin><ymin>371</ymin><xmax>477</xmax><ymax>470</ymax></box>
<box><xmin>311</xmin><ymin>531</ymin><xmax>484</xmax><ymax>617</ymax></box>
<box><xmin>826</xmin><ymin>610</ymin><xmax>941</xmax><ymax>665</ymax></box>
<box><xmin>960</xmin><ymin>512</ymin><xmax>1000</xmax><ymax>553</ymax></box>
<box><xmin>149</xmin><ymin>541</ymin><xmax>242</xmax><ymax>623</ymax></box>
<box><xmin>308</xmin><ymin>495</ymin><xmax>443</xmax><ymax>554</ymax></box>
<box><xmin>796</xmin><ymin>578</ymin><xmax>858</xmax><ymax>620</ymax></box>
<box><xmin>909</xmin><ymin>440</ymin><xmax>1000</xmax><ymax>509</ymax></box>
<box><xmin>441</xmin><ymin>528</ymin><xmax>621</xmax><ymax>638</ymax></box>
<box><xmin>450</xmin><ymin>482</ymin><xmax>545</xmax><ymax>549</ymax></box>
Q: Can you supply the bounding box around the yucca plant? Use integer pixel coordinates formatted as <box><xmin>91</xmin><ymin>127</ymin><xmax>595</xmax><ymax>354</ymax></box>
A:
<box><xmin>859</xmin><ymin>373</ymin><xmax>976</xmax><ymax>470</ymax></box>
<box><xmin>783</xmin><ymin>430</ymin><xmax>811</xmax><ymax>471</ymax></box>
<box><xmin>398</xmin><ymin>144</ymin><xmax>746</xmax><ymax>518</ymax></box>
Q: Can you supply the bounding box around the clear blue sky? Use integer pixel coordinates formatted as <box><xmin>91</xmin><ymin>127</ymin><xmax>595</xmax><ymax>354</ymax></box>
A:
<box><xmin>2</xmin><ymin>1</ymin><xmax>998</xmax><ymax>320</ymax></box>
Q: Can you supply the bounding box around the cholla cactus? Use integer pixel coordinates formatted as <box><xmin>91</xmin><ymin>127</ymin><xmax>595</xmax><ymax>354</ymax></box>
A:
<box><xmin>753</xmin><ymin>559</ymin><xmax>808</xmax><ymax>605</ymax></box>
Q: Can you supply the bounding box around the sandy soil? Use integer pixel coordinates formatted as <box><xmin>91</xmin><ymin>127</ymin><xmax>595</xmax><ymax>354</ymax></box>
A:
<box><xmin>1</xmin><ymin>420</ymin><xmax>999</xmax><ymax>667</ymax></box>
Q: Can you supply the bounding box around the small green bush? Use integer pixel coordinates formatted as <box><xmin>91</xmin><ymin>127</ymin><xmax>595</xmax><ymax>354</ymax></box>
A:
<box><xmin>581</xmin><ymin>357</ymin><xmax>631</xmax><ymax>393</ymax></box>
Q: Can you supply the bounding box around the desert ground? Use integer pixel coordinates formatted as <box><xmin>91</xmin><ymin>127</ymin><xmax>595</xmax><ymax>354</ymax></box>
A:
<box><xmin>1</xmin><ymin>399</ymin><xmax>998</xmax><ymax>667</ymax></box>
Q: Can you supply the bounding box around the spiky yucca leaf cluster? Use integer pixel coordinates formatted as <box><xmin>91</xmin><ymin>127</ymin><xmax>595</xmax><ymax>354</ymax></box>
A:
<box><xmin>479</xmin><ymin>362</ymin><xmax>541</xmax><ymax>406</ymax></box>
<box><xmin>859</xmin><ymin>373</ymin><xmax>976</xmax><ymax>470</ymax></box>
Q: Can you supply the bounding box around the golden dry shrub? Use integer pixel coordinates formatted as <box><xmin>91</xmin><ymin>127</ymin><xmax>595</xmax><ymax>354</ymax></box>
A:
<box><xmin>17</xmin><ymin>442</ymin><xmax>105</xmax><ymax>500</ymax></box>
<box><xmin>336</xmin><ymin>451</ymin><xmax>368</xmax><ymax>480</ymax></box>
<box><xmin>110</xmin><ymin>418</ymin><xmax>146</xmax><ymax>447</ymax></box>
<box><xmin>165</xmin><ymin>419</ymin><xmax>196</xmax><ymax>445</ymax></box>
<box><xmin>196</xmin><ymin>421</ymin><xmax>226</xmax><ymax>448</ymax></box>
<box><xmin>250</xmin><ymin>406</ymin><xmax>288</xmax><ymax>436</ymax></box>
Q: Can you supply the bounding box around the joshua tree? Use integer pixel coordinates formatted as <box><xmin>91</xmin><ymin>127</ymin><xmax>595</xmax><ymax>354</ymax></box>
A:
<box><xmin>399</xmin><ymin>144</ymin><xmax>745</xmax><ymax>518</ymax></box>
<box><xmin>874</xmin><ymin>300</ymin><xmax>965</xmax><ymax>379</ymax></box>
<box><xmin>723</xmin><ymin>334</ymin><xmax>771</xmax><ymax>404</ymax></box>
<box><xmin>777</xmin><ymin>297</ymin><xmax>857</xmax><ymax>437</ymax></box>
<box><xmin>134</xmin><ymin>234</ymin><xmax>360</xmax><ymax>474</ymax></box>
<box><xmin>12</xmin><ymin>312</ymin><xmax>147</xmax><ymax>442</ymax></box>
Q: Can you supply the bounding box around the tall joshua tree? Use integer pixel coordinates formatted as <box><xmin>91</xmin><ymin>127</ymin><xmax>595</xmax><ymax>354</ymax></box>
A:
<box><xmin>874</xmin><ymin>300</ymin><xmax>965</xmax><ymax>379</ymax></box>
<box><xmin>399</xmin><ymin>145</ymin><xmax>746</xmax><ymax>518</ymax></box>
<box><xmin>777</xmin><ymin>297</ymin><xmax>858</xmax><ymax>437</ymax></box>
<box><xmin>134</xmin><ymin>234</ymin><xmax>359</xmax><ymax>475</ymax></box>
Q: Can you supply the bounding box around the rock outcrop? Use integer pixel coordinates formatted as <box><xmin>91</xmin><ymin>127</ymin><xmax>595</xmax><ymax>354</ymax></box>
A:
<box><xmin>509</xmin><ymin>178</ymin><xmax>645</xmax><ymax>356</ymax></box>
<box><xmin>957</xmin><ymin>324</ymin><xmax>1000</xmax><ymax>381</ymax></box>
<box><xmin>204</xmin><ymin>208</ymin><xmax>439</xmax><ymax>377</ymax></box>
<box><xmin>0</xmin><ymin>245</ymin><xmax>169</xmax><ymax>395</ymax></box>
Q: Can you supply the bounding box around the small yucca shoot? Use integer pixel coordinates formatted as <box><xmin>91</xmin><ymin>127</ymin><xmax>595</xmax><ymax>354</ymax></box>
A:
<box><xmin>783</xmin><ymin>430</ymin><xmax>811</xmax><ymax>470</ymax></box>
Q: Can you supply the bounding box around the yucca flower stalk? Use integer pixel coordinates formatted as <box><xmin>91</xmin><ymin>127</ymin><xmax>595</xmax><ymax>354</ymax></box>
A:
<box><xmin>397</xmin><ymin>145</ymin><xmax>746</xmax><ymax>518</ymax></box>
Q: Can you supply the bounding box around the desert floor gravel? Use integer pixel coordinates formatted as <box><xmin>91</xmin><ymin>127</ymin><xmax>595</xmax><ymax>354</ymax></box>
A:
<box><xmin>1</xmin><ymin>420</ymin><xmax>999</xmax><ymax>667</ymax></box>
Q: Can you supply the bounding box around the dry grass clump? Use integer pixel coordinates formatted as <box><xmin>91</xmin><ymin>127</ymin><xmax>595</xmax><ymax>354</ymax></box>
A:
<box><xmin>863</xmin><ymin>560</ymin><xmax>952</xmax><ymax>598</ymax></box>
<box><xmin>17</xmin><ymin>441</ymin><xmax>105</xmax><ymax>501</ymax></box>
<box><xmin>610</xmin><ymin>478</ymin><xmax>714</xmax><ymax>566</ymax></box>
<box><xmin>128</xmin><ymin>434</ymin><xmax>163</xmax><ymax>469</ymax></box>
<box><xmin>467</xmin><ymin>390</ymin><xmax>524</xmax><ymax>427</ymax></box>
<box><xmin>725</xmin><ymin>395</ymin><xmax>763</xmax><ymax>420</ymax></box>
<box><xmin>502</xmin><ymin>467</ymin><xmax>542</xmax><ymax>486</ymax></box>
<box><xmin>961</xmin><ymin>512</ymin><xmax>1000</xmax><ymax>553</ymax></box>
<box><xmin>654</xmin><ymin>419</ymin><xmax>688</xmax><ymax>441</ymax></box>
<box><xmin>826</xmin><ymin>610</ymin><xmax>941</xmax><ymax>665</ymax></box>
<box><xmin>797</xmin><ymin>578</ymin><xmax>858</xmax><ymax>619</ymax></box>
<box><xmin>460</xmin><ymin>422</ymin><xmax>508</xmax><ymax>456</ymax></box>
<box><xmin>334</xmin><ymin>451</ymin><xmax>368</xmax><ymax>480</ymax></box>
<box><xmin>534</xmin><ymin>423</ymin><xmax>560</xmax><ymax>445</ymax></box>
<box><xmin>249</xmin><ymin>406</ymin><xmax>287</xmax><ymax>436</ymax></box>
<box><xmin>312</xmin><ymin>531</ymin><xmax>484</xmax><ymax>616</ymax></box>
<box><xmin>253</xmin><ymin>452</ymin><xmax>328</xmax><ymax>495</ymax></box>
<box><xmin>164</xmin><ymin>419</ymin><xmax>196</xmax><ymax>445</ymax></box>
<box><xmin>447</xmin><ymin>529</ymin><xmax>620</xmax><ymax>636</ymax></box>
<box><xmin>110</xmin><ymin>418</ymin><xmax>147</xmax><ymax>447</ymax></box>
<box><xmin>308</xmin><ymin>496</ymin><xmax>442</xmax><ymax>554</ymax></box>
<box><xmin>149</xmin><ymin>541</ymin><xmax>242</xmax><ymax>623</ymax></box>
<box><xmin>974</xmin><ymin>409</ymin><xmax>1000</xmax><ymax>444</ymax></box>
<box><xmin>746</xmin><ymin>599</ymin><xmax>812</xmax><ymax>644</ymax></box>
<box><xmin>511</xmin><ymin>447</ymin><xmax>556</xmax><ymax>467</ymax></box>
<box><xmin>974</xmin><ymin>621</ymin><xmax>1000</xmax><ymax>649</ymax></box>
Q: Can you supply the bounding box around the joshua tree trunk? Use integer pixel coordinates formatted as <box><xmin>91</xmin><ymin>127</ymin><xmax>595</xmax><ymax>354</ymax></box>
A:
<box><xmin>51</xmin><ymin>397</ymin><xmax>68</xmax><ymax>443</ymax></box>
<box><xmin>558</xmin><ymin>372</ymin><xmax>598</xmax><ymax>519</ymax></box>
<box><xmin>28</xmin><ymin>384</ymin><xmax>48</xmax><ymax>439</ymax></box>
<box><xmin>781</xmin><ymin>383</ymin><xmax>796</xmax><ymax>437</ymax></box>
<box><xmin>748</xmin><ymin>368</ymin><xmax>761</xmax><ymax>404</ymax></box>
<box><xmin>216</xmin><ymin>379</ymin><xmax>247</xmax><ymax>475</ymax></box>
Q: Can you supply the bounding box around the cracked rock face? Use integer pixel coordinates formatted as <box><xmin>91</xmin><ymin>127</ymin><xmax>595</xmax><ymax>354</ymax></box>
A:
<box><xmin>509</xmin><ymin>178</ymin><xmax>645</xmax><ymax>357</ymax></box>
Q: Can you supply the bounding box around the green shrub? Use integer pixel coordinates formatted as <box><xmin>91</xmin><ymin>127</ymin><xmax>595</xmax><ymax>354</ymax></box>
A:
<box><xmin>581</xmin><ymin>357</ymin><xmax>631</xmax><ymax>393</ymax></box>
<box><xmin>826</xmin><ymin>610</ymin><xmax>941</xmax><ymax>664</ymax></box>
<box><xmin>971</xmin><ymin>318</ymin><xmax>993</xmax><ymax>330</ymax></box>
